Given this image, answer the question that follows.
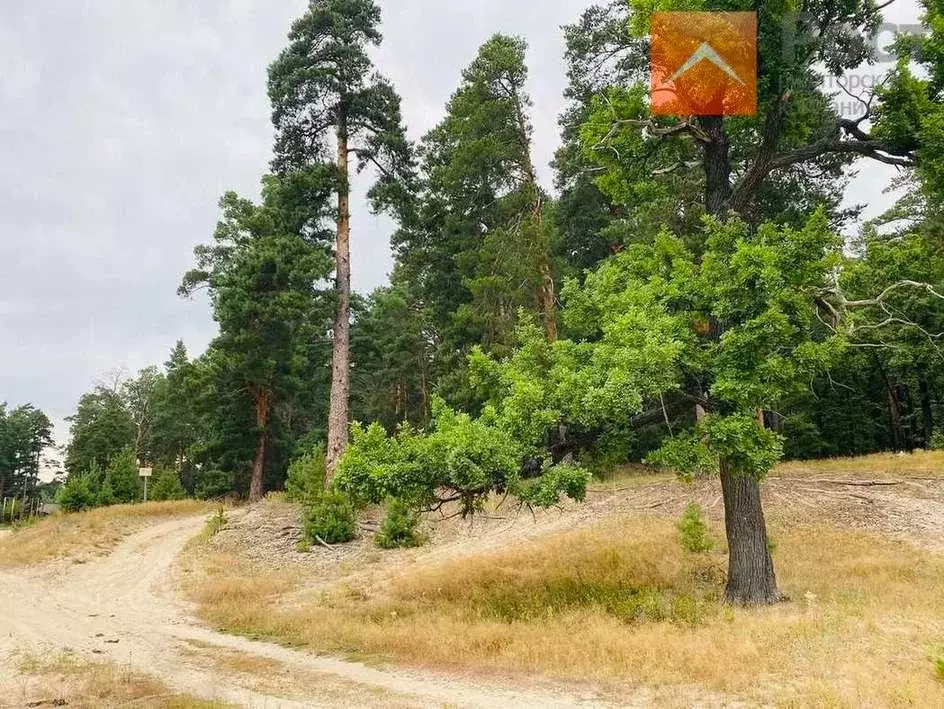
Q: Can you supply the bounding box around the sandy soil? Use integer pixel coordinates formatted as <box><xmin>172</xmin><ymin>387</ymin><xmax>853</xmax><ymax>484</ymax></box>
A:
<box><xmin>0</xmin><ymin>514</ymin><xmax>629</xmax><ymax>708</ymax></box>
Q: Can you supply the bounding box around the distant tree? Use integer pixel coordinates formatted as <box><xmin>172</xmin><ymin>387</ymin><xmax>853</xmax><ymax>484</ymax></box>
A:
<box><xmin>151</xmin><ymin>341</ymin><xmax>201</xmax><ymax>473</ymax></box>
<box><xmin>351</xmin><ymin>275</ymin><xmax>434</xmax><ymax>429</ymax></box>
<box><xmin>121</xmin><ymin>366</ymin><xmax>163</xmax><ymax>463</ymax></box>
<box><xmin>268</xmin><ymin>0</ymin><xmax>415</xmax><ymax>477</ymax></box>
<box><xmin>0</xmin><ymin>403</ymin><xmax>53</xmax><ymax>505</ymax></box>
<box><xmin>64</xmin><ymin>387</ymin><xmax>135</xmax><ymax>478</ymax></box>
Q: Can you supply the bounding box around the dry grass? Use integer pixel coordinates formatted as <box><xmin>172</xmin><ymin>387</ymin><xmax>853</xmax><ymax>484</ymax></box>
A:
<box><xmin>774</xmin><ymin>449</ymin><xmax>944</xmax><ymax>480</ymax></box>
<box><xmin>185</xmin><ymin>514</ymin><xmax>944</xmax><ymax>707</ymax></box>
<box><xmin>4</xmin><ymin>653</ymin><xmax>233</xmax><ymax>708</ymax></box>
<box><xmin>0</xmin><ymin>500</ymin><xmax>214</xmax><ymax>568</ymax></box>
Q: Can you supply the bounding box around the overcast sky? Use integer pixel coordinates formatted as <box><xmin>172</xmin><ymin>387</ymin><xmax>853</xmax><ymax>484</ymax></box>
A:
<box><xmin>0</xmin><ymin>0</ymin><xmax>922</xmax><ymax>446</ymax></box>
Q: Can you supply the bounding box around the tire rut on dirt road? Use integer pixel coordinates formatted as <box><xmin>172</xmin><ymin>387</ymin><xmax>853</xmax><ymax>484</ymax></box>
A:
<box><xmin>0</xmin><ymin>514</ymin><xmax>623</xmax><ymax>709</ymax></box>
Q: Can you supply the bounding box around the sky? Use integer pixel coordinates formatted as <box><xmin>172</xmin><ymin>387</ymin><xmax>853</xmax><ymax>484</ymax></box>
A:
<box><xmin>0</xmin><ymin>0</ymin><xmax>923</xmax><ymax>448</ymax></box>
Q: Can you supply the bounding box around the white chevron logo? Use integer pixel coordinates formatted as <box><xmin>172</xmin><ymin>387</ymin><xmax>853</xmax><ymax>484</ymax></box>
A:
<box><xmin>666</xmin><ymin>41</ymin><xmax>745</xmax><ymax>85</ymax></box>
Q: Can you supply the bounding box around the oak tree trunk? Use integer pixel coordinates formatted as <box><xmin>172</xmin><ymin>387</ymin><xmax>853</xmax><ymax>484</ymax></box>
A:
<box><xmin>720</xmin><ymin>460</ymin><xmax>780</xmax><ymax>605</ymax></box>
<box><xmin>326</xmin><ymin>119</ymin><xmax>352</xmax><ymax>481</ymax></box>
<box><xmin>249</xmin><ymin>390</ymin><xmax>270</xmax><ymax>503</ymax></box>
<box><xmin>700</xmin><ymin>115</ymin><xmax>780</xmax><ymax>605</ymax></box>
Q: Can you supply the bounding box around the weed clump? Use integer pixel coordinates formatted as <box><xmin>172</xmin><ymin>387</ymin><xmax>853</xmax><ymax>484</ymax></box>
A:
<box><xmin>376</xmin><ymin>498</ymin><xmax>424</xmax><ymax>549</ymax></box>
<box><xmin>677</xmin><ymin>502</ymin><xmax>713</xmax><ymax>553</ymax></box>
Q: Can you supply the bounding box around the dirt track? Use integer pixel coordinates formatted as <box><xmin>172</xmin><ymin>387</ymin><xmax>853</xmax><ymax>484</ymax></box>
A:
<box><xmin>1</xmin><ymin>470</ymin><xmax>941</xmax><ymax>708</ymax></box>
<box><xmin>0</xmin><ymin>514</ymin><xmax>623</xmax><ymax>708</ymax></box>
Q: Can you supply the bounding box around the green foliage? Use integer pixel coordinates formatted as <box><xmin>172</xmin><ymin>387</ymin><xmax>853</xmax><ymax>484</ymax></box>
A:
<box><xmin>0</xmin><ymin>403</ymin><xmax>53</xmax><ymax>509</ymax></box>
<box><xmin>149</xmin><ymin>470</ymin><xmax>187</xmax><ymax>502</ymax></box>
<box><xmin>304</xmin><ymin>491</ymin><xmax>357</xmax><ymax>545</ymax></box>
<box><xmin>375</xmin><ymin>498</ymin><xmax>424</xmax><ymax>549</ymax></box>
<box><xmin>203</xmin><ymin>507</ymin><xmax>228</xmax><ymax>538</ymax></box>
<box><xmin>193</xmin><ymin>469</ymin><xmax>234</xmax><ymax>501</ymax></box>
<box><xmin>267</xmin><ymin>0</ymin><xmax>414</xmax><ymax>209</ymax></box>
<box><xmin>935</xmin><ymin>653</ymin><xmax>944</xmax><ymax>681</ymax></box>
<box><xmin>677</xmin><ymin>503</ymin><xmax>713</xmax><ymax>554</ymax></box>
<box><xmin>102</xmin><ymin>448</ymin><xmax>140</xmax><ymax>504</ymax></box>
<box><xmin>931</xmin><ymin>431</ymin><xmax>944</xmax><ymax>452</ymax></box>
<box><xmin>284</xmin><ymin>446</ymin><xmax>326</xmax><ymax>503</ymax></box>
<box><xmin>336</xmin><ymin>399</ymin><xmax>589</xmax><ymax>517</ymax></box>
<box><xmin>57</xmin><ymin>473</ymin><xmax>98</xmax><ymax>513</ymax></box>
<box><xmin>64</xmin><ymin>387</ymin><xmax>135</xmax><ymax>477</ymax></box>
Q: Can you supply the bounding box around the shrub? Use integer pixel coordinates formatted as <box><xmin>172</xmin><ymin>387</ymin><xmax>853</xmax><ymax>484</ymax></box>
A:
<box><xmin>285</xmin><ymin>446</ymin><xmax>327</xmax><ymax>503</ymax></box>
<box><xmin>97</xmin><ymin>478</ymin><xmax>116</xmax><ymax>507</ymax></box>
<box><xmin>376</xmin><ymin>498</ymin><xmax>424</xmax><ymax>549</ymax></box>
<box><xmin>304</xmin><ymin>491</ymin><xmax>356</xmax><ymax>545</ymax></box>
<box><xmin>58</xmin><ymin>473</ymin><xmax>98</xmax><ymax>513</ymax></box>
<box><xmin>103</xmin><ymin>448</ymin><xmax>140</xmax><ymax>503</ymax></box>
<box><xmin>150</xmin><ymin>470</ymin><xmax>187</xmax><ymax>501</ymax></box>
<box><xmin>677</xmin><ymin>502</ymin><xmax>713</xmax><ymax>553</ymax></box>
<box><xmin>935</xmin><ymin>654</ymin><xmax>944</xmax><ymax>681</ymax></box>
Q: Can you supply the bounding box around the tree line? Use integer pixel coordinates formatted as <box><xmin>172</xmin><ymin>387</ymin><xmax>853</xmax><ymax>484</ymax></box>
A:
<box><xmin>55</xmin><ymin>0</ymin><xmax>944</xmax><ymax>604</ymax></box>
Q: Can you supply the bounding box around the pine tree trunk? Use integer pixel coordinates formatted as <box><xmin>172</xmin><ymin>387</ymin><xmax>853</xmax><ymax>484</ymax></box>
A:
<box><xmin>249</xmin><ymin>390</ymin><xmax>270</xmax><ymax>503</ymax></box>
<box><xmin>326</xmin><ymin>119</ymin><xmax>352</xmax><ymax>481</ymax></box>
<box><xmin>538</xmin><ymin>259</ymin><xmax>558</xmax><ymax>342</ymax></box>
<box><xmin>720</xmin><ymin>460</ymin><xmax>781</xmax><ymax>605</ymax></box>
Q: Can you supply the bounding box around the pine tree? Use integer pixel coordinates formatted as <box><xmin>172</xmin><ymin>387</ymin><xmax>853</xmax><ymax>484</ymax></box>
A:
<box><xmin>268</xmin><ymin>0</ymin><xmax>414</xmax><ymax>478</ymax></box>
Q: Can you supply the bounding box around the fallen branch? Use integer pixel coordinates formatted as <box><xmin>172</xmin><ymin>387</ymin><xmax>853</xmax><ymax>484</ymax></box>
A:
<box><xmin>314</xmin><ymin>535</ymin><xmax>338</xmax><ymax>553</ymax></box>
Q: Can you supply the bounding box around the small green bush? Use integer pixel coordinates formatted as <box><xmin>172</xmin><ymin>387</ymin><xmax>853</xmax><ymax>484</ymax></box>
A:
<box><xmin>935</xmin><ymin>654</ymin><xmax>944</xmax><ymax>681</ymax></box>
<box><xmin>677</xmin><ymin>502</ymin><xmax>713</xmax><ymax>553</ymax></box>
<box><xmin>376</xmin><ymin>498</ymin><xmax>424</xmax><ymax>549</ymax></box>
<box><xmin>103</xmin><ymin>447</ymin><xmax>141</xmax><ymax>503</ymax></box>
<box><xmin>285</xmin><ymin>446</ymin><xmax>327</xmax><ymax>503</ymax></box>
<box><xmin>149</xmin><ymin>470</ymin><xmax>187</xmax><ymax>501</ymax></box>
<box><xmin>203</xmin><ymin>506</ymin><xmax>227</xmax><ymax>538</ymax></box>
<box><xmin>58</xmin><ymin>473</ymin><xmax>98</xmax><ymax>513</ymax></box>
<box><xmin>304</xmin><ymin>491</ymin><xmax>357</xmax><ymax>545</ymax></box>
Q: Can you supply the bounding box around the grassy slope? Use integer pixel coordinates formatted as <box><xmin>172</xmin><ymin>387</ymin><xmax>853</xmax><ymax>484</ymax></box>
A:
<box><xmin>0</xmin><ymin>499</ymin><xmax>213</xmax><ymax>568</ymax></box>
<box><xmin>184</xmin><ymin>452</ymin><xmax>944</xmax><ymax>707</ymax></box>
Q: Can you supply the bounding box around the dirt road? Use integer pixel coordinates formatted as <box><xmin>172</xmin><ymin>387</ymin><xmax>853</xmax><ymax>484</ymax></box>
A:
<box><xmin>0</xmin><ymin>514</ymin><xmax>618</xmax><ymax>708</ymax></box>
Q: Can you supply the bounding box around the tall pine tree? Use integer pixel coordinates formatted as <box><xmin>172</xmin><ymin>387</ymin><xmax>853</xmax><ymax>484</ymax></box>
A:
<box><xmin>268</xmin><ymin>0</ymin><xmax>414</xmax><ymax>478</ymax></box>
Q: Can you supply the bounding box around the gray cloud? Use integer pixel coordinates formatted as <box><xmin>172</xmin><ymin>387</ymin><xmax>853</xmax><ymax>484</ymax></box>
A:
<box><xmin>0</xmin><ymin>0</ymin><xmax>921</xmax><ymax>445</ymax></box>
